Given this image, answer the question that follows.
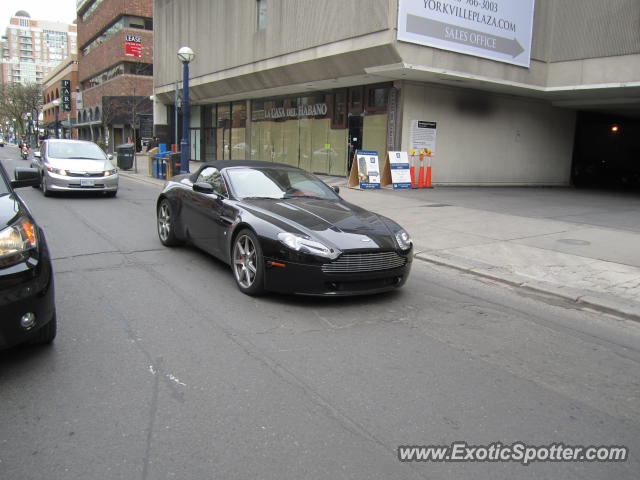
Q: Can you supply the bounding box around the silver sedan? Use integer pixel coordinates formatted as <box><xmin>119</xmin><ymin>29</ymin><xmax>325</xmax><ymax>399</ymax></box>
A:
<box><xmin>33</xmin><ymin>139</ymin><xmax>119</xmax><ymax>197</ymax></box>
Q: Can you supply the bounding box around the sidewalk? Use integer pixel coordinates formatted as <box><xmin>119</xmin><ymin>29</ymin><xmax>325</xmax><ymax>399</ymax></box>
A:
<box><xmin>121</xmin><ymin>154</ymin><xmax>640</xmax><ymax>320</ymax></box>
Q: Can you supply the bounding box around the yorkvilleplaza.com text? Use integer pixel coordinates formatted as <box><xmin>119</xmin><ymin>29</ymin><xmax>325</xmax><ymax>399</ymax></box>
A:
<box><xmin>398</xmin><ymin>442</ymin><xmax>628</xmax><ymax>466</ymax></box>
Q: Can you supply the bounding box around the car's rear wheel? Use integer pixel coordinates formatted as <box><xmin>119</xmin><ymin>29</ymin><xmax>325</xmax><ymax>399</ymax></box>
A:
<box><xmin>27</xmin><ymin>312</ymin><xmax>57</xmax><ymax>345</ymax></box>
<box><xmin>232</xmin><ymin>229</ymin><xmax>265</xmax><ymax>296</ymax></box>
<box><xmin>157</xmin><ymin>198</ymin><xmax>181</xmax><ymax>246</ymax></box>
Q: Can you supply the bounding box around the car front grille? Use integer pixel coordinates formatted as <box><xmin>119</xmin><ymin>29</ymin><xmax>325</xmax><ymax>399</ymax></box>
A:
<box><xmin>322</xmin><ymin>251</ymin><xmax>407</xmax><ymax>273</ymax></box>
<box><xmin>67</xmin><ymin>171</ymin><xmax>105</xmax><ymax>178</ymax></box>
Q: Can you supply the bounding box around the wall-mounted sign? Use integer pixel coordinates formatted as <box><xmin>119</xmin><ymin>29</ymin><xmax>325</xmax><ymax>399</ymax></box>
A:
<box><xmin>60</xmin><ymin>79</ymin><xmax>71</xmax><ymax>112</ymax></box>
<box><xmin>263</xmin><ymin>103</ymin><xmax>328</xmax><ymax>120</ymax></box>
<box><xmin>397</xmin><ymin>0</ymin><xmax>535</xmax><ymax>67</ymax></box>
<box><xmin>410</xmin><ymin>120</ymin><xmax>437</xmax><ymax>153</ymax></box>
<box><xmin>125</xmin><ymin>35</ymin><xmax>142</xmax><ymax>57</ymax></box>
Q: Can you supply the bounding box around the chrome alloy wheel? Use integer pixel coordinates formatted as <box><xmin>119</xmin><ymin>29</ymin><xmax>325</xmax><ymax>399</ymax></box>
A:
<box><xmin>157</xmin><ymin>201</ymin><xmax>172</xmax><ymax>243</ymax></box>
<box><xmin>233</xmin><ymin>234</ymin><xmax>258</xmax><ymax>288</ymax></box>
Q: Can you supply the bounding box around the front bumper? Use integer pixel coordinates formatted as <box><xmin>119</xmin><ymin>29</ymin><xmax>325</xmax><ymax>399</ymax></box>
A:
<box><xmin>0</xmin><ymin>242</ymin><xmax>55</xmax><ymax>349</ymax></box>
<box><xmin>263</xmin><ymin>253</ymin><xmax>413</xmax><ymax>296</ymax></box>
<box><xmin>46</xmin><ymin>171</ymin><xmax>118</xmax><ymax>192</ymax></box>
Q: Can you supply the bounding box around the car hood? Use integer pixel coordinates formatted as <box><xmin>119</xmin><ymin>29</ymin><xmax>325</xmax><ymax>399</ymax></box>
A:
<box><xmin>243</xmin><ymin>197</ymin><xmax>399</xmax><ymax>250</ymax></box>
<box><xmin>0</xmin><ymin>193</ymin><xmax>24</xmax><ymax>229</ymax></box>
<box><xmin>46</xmin><ymin>157</ymin><xmax>111</xmax><ymax>172</ymax></box>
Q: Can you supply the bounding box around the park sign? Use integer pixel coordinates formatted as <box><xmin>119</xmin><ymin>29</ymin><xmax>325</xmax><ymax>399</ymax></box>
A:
<box><xmin>397</xmin><ymin>0</ymin><xmax>535</xmax><ymax>67</ymax></box>
<box><xmin>60</xmin><ymin>80</ymin><xmax>71</xmax><ymax>112</ymax></box>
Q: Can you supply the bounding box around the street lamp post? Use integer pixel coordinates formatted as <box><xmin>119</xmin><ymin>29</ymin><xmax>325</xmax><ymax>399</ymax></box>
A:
<box><xmin>52</xmin><ymin>99</ymin><xmax>61</xmax><ymax>139</ymax></box>
<box><xmin>177</xmin><ymin>46</ymin><xmax>195</xmax><ymax>174</ymax></box>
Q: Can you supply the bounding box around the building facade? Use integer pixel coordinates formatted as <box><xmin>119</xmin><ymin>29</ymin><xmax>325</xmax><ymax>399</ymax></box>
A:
<box><xmin>153</xmin><ymin>0</ymin><xmax>640</xmax><ymax>185</ymax></box>
<box><xmin>0</xmin><ymin>10</ymin><xmax>76</xmax><ymax>87</ymax></box>
<box><xmin>74</xmin><ymin>0</ymin><xmax>153</xmax><ymax>151</ymax></box>
<box><xmin>41</xmin><ymin>55</ymin><xmax>79</xmax><ymax>140</ymax></box>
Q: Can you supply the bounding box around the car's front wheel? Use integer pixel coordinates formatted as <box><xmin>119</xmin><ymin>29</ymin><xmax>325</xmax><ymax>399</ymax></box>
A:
<box><xmin>41</xmin><ymin>175</ymin><xmax>52</xmax><ymax>197</ymax></box>
<box><xmin>232</xmin><ymin>229</ymin><xmax>265</xmax><ymax>296</ymax></box>
<box><xmin>157</xmin><ymin>198</ymin><xmax>181</xmax><ymax>246</ymax></box>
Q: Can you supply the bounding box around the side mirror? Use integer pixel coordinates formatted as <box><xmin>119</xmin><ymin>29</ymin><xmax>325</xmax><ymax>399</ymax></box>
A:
<box><xmin>12</xmin><ymin>167</ymin><xmax>40</xmax><ymax>189</ymax></box>
<box><xmin>193</xmin><ymin>182</ymin><xmax>215</xmax><ymax>194</ymax></box>
<box><xmin>332</xmin><ymin>185</ymin><xmax>340</xmax><ymax>194</ymax></box>
<box><xmin>33</xmin><ymin>151</ymin><xmax>41</xmax><ymax>158</ymax></box>
<box><xmin>107</xmin><ymin>154</ymin><xmax>113</xmax><ymax>160</ymax></box>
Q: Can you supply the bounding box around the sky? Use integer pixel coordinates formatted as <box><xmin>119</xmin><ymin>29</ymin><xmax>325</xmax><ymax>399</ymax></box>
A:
<box><xmin>0</xmin><ymin>0</ymin><xmax>78</xmax><ymax>29</ymax></box>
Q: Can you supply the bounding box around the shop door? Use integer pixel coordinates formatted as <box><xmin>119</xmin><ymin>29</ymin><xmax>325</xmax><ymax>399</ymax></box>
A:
<box><xmin>347</xmin><ymin>115</ymin><xmax>363</xmax><ymax>172</ymax></box>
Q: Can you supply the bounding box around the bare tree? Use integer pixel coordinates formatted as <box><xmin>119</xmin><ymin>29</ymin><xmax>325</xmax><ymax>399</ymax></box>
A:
<box><xmin>0</xmin><ymin>83</ymin><xmax>42</xmax><ymax>141</ymax></box>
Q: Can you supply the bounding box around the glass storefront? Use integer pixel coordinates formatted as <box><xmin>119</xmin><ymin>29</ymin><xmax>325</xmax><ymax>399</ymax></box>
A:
<box><xmin>195</xmin><ymin>83</ymin><xmax>391</xmax><ymax>176</ymax></box>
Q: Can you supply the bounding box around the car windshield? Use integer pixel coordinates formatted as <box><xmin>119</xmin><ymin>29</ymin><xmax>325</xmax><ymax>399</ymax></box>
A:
<box><xmin>226</xmin><ymin>167</ymin><xmax>339</xmax><ymax>201</ymax></box>
<box><xmin>48</xmin><ymin>142</ymin><xmax>106</xmax><ymax>160</ymax></box>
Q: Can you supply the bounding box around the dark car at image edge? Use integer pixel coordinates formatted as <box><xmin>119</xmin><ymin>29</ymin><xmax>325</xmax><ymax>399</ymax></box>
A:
<box><xmin>0</xmin><ymin>162</ymin><xmax>56</xmax><ymax>349</ymax></box>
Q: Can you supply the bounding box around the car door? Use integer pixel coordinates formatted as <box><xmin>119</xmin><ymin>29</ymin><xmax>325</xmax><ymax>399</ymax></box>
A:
<box><xmin>182</xmin><ymin>167</ymin><xmax>230</xmax><ymax>258</ymax></box>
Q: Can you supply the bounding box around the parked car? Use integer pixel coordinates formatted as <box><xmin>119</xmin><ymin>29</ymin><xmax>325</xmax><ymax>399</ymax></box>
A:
<box><xmin>32</xmin><ymin>139</ymin><xmax>118</xmax><ymax>197</ymax></box>
<box><xmin>0</xmin><ymin>163</ymin><xmax>56</xmax><ymax>349</ymax></box>
<box><xmin>156</xmin><ymin>161</ymin><xmax>413</xmax><ymax>296</ymax></box>
<box><xmin>0</xmin><ymin>137</ymin><xmax>5</xmax><ymax>147</ymax></box>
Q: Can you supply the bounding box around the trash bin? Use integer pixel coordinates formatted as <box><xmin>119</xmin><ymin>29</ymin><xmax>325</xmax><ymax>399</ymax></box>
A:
<box><xmin>167</xmin><ymin>152</ymin><xmax>182</xmax><ymax>178</ymax></box>
<box><xmin>116</xmin><ymin>143</ymin><xmax>135</xmax><ymax>170</ymax></box>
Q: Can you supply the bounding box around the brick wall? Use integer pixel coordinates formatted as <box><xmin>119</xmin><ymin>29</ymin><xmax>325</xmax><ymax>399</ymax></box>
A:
<box><xmin>79</xmin><ymin>28</ymin><xmax>154</xmax><ymax>83</ymax></box>
<box><xmin>81</xmin><ymin>75</ymin><xmax>153</xmax><ymax>109</ymax></box>
<box><xmin>77</xmin><ymin>0</ymin><xmax>152</xmax><ymax>48</ymax></box>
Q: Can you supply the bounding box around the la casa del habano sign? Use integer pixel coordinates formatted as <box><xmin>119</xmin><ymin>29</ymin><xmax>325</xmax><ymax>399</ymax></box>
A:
<box><xmin>260</xmin><ymin>103</ymin><xmax>329</xmax><ymax>120</ymax></box>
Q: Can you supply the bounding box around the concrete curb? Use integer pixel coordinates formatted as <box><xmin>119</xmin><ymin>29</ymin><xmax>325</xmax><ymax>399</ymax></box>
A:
<box><xmin>415</xmin><ymin>254</ymin><xmax>640</xmax><ymax>323</ymax></box>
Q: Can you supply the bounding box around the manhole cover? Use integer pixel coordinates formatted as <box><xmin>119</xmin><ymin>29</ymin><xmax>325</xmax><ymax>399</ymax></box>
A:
<box><xmin>557</xmin><ymin>239</ymin><xmax>591</xmax><ymax>246</ymax></box>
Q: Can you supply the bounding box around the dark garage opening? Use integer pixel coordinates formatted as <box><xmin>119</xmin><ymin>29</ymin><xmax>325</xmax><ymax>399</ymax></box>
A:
<box><xmin>572</xmin><ymin>112</ymin><xmax>640</xmax><ymax>189</ymax></box>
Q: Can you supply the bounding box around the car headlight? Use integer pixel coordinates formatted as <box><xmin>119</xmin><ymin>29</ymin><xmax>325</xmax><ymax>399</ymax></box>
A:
<box><xmin>104</xmin><ymin>169</ymin><xmax>116</xmax><ymax>176</ymax></box>
<box><xmin>395</xmin><ymin>229</ymin><xmax>412</xmax><ymax>250</ymax></box>
<box><xmin>0</xmin><ymin>219</ymin><xmax>38</xmax><ymax>268</ymax></box>
<box><xmin>47</xmin><ymin>167</ymin><xmax>68</xmax><ymax>176</ymax></box>
<box><xmin>277</xmin><ymin>232</ymin><xmax>338</xmax><ymax>259</ymax></box>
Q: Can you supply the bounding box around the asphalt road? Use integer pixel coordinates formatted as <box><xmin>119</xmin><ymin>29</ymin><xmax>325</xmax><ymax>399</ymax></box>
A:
<box><xmin>1</xmin><ymin>148</ymin><xmax>639</xmax><ymax>479</ymax></box>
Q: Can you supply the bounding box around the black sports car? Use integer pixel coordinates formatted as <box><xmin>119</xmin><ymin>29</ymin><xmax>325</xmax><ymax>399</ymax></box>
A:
<box><xmin>0</xmin><ymin>163</ymin><xmax>56</xmax><ymax>348</ymax></box>
<box><xmin>156</xmin><ymin>161</ymin><xmax>413</xmax><ymax>296</ymax></box>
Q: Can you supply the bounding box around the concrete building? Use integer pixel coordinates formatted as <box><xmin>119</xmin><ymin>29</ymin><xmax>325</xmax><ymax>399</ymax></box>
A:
<box><xmin>0</xmin><ymin>10</ymin><xmax>76</xmax><ymax>87</ymax></box>
<box><xmin>152</xmin><ymin>0</ymin><xmax>640</xmax><ymax>185</ymax></box>
<box><xmin>41</xmin><ymin>55</ymin><xmax>79</xmax><ymax>140</ymax></box>
<box><xmin>74</xmin><ymin>0</ymin><xmax>154</xmax><ymax>151</ymax></box>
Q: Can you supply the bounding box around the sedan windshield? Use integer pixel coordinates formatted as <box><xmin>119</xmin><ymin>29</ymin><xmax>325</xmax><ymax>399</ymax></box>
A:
<box><xmin>48</xmin><ymin>142</ymin><xmax>106</xmax><ymax>160</ymax></box>
<box><xmin>226</xmin><ymin>167</ymin><xmax>339</xmax><ymax>200</ymax></box>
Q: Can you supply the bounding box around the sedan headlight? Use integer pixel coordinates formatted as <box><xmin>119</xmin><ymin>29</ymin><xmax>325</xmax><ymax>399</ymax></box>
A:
<box><xmin>277</xmin><ymin>232</ymin><xmax>338</xmax><ymax>259</ymax></box>
<box><xmin>104</xmin><ymin>169</ymin><xmax>116</xmax><ymax>176</ymax></box>
<box><xmin>47</xmin><ymin>167</ymin><xmax>68</xmax><ymax>176</ymax></box>
<box><xmin>395</xmin><ymin>229</ymin><xmax>413</xmax><ymax>250</ymax></box>
<box><xmin>0</xmin><ymin>219</ymin><xmax>38</xmax><ymax>268</ymax></box>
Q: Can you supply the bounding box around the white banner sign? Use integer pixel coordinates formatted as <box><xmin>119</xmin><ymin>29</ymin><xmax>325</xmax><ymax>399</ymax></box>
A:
<box><xmin>410</xmin><ymin>120</ymin><xmax>437</xmax><ymax>153</ymax></box>
<box><xmin>398</xmin><ymin>0</ymin><xmax>535</xmax><ymax>67</ymax></box>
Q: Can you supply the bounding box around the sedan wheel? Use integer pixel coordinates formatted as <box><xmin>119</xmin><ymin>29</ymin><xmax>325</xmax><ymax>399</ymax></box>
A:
<box><xmin>157</xmin><ymin>199</ymin><xmax>181</xmax><ymax>246</ymax></box>
<box><xmin>41</xmin><ymin>175</ymin><xmax>52</xmax><ymax>197</ymax></box>
<box><xmin>232</xmin><ymin>229</ymin><xmax>265</xmax><ymax>296</ymax></box>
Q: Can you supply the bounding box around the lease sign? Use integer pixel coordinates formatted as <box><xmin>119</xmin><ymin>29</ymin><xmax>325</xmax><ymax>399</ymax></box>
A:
<box><xmin>125</xmin><ymin>34</ymin><xmax>142</xmax><ymax>57</ymax></box>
